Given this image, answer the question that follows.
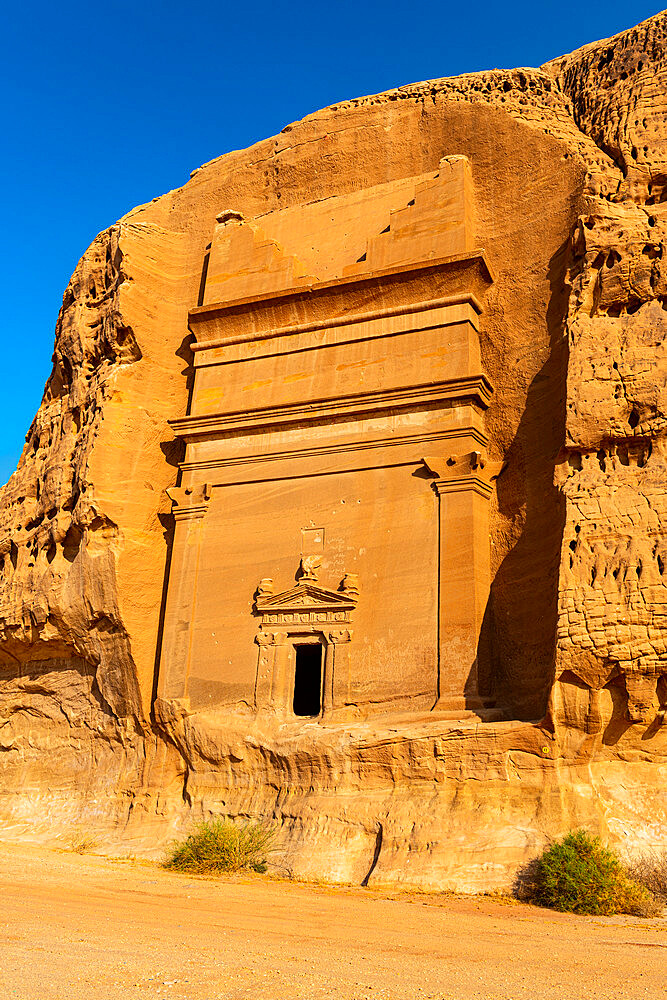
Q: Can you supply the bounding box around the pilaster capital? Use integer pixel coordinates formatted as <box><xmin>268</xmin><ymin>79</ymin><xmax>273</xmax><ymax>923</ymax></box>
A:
<box><xmin>422</xmin><ymin>451</ymin><xmax>503</xmax><ymax>499</ymax></box>
<box><xmin>167</xmin><ymin>482</ymin><xmax>212</xmax><ymax>520</ymax></box>
<box><xmin>255</xmin><ymin>630</ymin><xmax>288</xmax><ymax>647</ymax></box>
<box><xmin>327</xmin><ymin>628</ymin><xmax>353</xmax><ymax>644</ymax></box>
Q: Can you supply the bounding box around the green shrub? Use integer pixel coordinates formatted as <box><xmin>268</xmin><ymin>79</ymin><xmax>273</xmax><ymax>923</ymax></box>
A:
<box><xmin>529</xmin><ymin>829</ymin><xmax>653</xmax><ymax>916</ymax></box>
<box><xmin>164</xmin><ymin>818</ymin><xmax>274</xmax><ymax>875</ymax></box>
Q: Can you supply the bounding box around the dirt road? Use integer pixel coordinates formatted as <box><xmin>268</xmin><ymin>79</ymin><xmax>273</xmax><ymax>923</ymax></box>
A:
<box><xmin>0</xmin><ymin>843</ymin><xmax>664</xmax><ymax>1000</ymax></box>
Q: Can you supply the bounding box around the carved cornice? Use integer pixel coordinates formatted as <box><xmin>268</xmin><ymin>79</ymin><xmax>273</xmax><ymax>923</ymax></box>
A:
<box><xmin>192</xmin><ymin>293</ymin><xmax>482</xmax><ymax>357</ymax></box>
<box><xmin>170</xmin><ymin>377</ymin><xmax>493</xmax><ymax>442</ymax></box>
<box><xmin>188</xmin><ymin>250</ymin><xmax>494</xmax><ymax>351</ymax></box>
<box><xmin>255</xmin><ymin>582</ymin><xmax>357</xmax><ymax>614</ymax></box>
<box><xmin>179</xmin><ymin>426</ymin><xmax>488</xmax><ymax>474</ymax></box>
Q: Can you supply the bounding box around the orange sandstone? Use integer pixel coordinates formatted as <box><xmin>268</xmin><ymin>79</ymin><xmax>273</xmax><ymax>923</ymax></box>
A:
<box><xmin>0</xmin><ymin>14</ymin><xmax>666</xmax><ymax>889</ymax></box>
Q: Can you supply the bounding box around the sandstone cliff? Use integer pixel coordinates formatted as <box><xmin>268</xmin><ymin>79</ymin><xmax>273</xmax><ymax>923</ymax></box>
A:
<box><xmin>0</xmin><ymin>13</ymin><xmax>665</xmax><ymax>888</ymax></box>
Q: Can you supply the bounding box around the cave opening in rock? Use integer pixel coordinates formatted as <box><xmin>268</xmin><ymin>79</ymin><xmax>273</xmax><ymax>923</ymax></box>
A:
<box><xmin>292</xmin><ymin>644</ymin><xmax>323</xmax><ymax>717</ymax></box>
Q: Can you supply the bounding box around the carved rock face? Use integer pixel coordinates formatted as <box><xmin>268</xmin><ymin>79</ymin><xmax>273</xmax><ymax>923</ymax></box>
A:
<box><xmin>0</xmin><ymin>13</ymin><xmax>666</xmax><ymax>885</ymax></box>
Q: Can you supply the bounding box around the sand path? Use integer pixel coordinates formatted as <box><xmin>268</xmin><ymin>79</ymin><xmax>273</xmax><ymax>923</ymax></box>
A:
<box><xmin>0</xmin><ymin>843</ymin><xmax>664</xmax><ymax>999</ymax></box>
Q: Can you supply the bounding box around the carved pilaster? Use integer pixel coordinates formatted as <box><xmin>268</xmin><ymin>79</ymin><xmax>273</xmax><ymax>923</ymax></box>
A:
<box><xmin>423</xmin><ymin>451</ymin><xmax>500</xmax><ymax>499</ymax></box>
<box><xmin>260</xmin><ymin>631</ymin><xmax>289</xmax><ymax>709</ymax></box>
<box><xmin>157</xmin><ymin>483</ymin><xmax>212</xmax><ymax>700</ymax></box>
<box><xmin>326</xmin><ymin>628</ymin><xmax>353</xmax><ymax>711</ymax></box>
<box><xmin>327</xmin><ymin>629</ymin><xmax>353</xmax><ymax>643</ymax></box>
<box><xmin>421</xmin><ymin>452</ymin><xmax>501</xmax><ymax>710</ymax></box>
<box><xmin>253</xmin><ymin>630</ymin><xmax>276</xmax><ymax>707</ymax></box>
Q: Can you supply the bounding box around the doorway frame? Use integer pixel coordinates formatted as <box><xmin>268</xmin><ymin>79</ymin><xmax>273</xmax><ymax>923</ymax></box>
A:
<box><xmin>252</xmin><ymin>576</ymin><xmax>357</xmax><ymax>719</ymax></box>
<box><xmin>291</xmin><ymin>634</ymin><xmax>325</xmax><ymax>718</ymax></box>
<box><xmin>254</xmin><ymin>625</ymin><xmax>353</xmax><ymax>718</ymax></box>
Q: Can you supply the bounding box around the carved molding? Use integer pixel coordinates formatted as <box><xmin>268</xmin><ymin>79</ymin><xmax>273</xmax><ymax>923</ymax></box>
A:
<box><xmin>180</xmin><ymin>426</ymin><xmax>488</xmax><ymax>475</ymax></box>
<box><xmin>188</xmin><ymin>249</ymin><xmax>493</xmax><ymax>349</ymax></box>
<box><xmin>254</xmin><ymin>628</ymin><xmax>353</xmax><ymax>647</ymax></box>
<box><xmin>327</xmin><ymin>629</ymin><xmax>352</xmax><ymax>644</ymax></box>
<box><xmin>170</xmin><ymin>377</ymin><xmax>493</xmax><ymax>441</ymax></box>
<box><xmin>254</xmin><ymin>565</ymin><xmax>359</xmax><ymax>634</ymax></box>
<box><xmin>166</xmin><ymin>482</ymin><xmax>212</xmax><ymax>521</ymax></box>
<box><xmin>422</xmin><ymin>450</ymin><xmax>503</xmax><ymax>499</ymax></box>
<box><xmin>254</xmin><ymin>631</ymin><xmax>288</xmax><ymax>647</ymax></box>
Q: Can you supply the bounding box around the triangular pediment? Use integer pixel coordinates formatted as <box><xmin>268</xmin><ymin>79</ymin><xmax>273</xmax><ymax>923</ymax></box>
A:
<box><xmin>256</xmin><ymin>583</ymin><xmax>356</xmax><ymax>613</ymax></box>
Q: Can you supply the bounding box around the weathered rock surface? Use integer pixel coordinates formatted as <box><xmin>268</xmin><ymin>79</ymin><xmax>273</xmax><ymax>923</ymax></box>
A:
<box><xmin>0</xmin><ymin>13</ymin><xmax>666</xmax><ymax>889</ymax></box>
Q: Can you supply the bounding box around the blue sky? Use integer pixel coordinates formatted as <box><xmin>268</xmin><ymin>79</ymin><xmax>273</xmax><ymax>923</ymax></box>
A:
<box><xmin>1</xmin><ymin>1</ymin><xmax>661</xmax><ymax>485</ymax></box>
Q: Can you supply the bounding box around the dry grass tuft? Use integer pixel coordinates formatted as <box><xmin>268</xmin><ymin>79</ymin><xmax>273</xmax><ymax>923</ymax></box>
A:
<box><xmin>164</xmin><ymin>818</ymin><xmax>274</xmax><ymax>875</ymax></box>
<box><xmin>625</xmin><ymin>850</ymin><xmax>667</xmax><ymax>915</ymax></box>
<box><xmin>68</xmin><ymin>833</ymin><xmax>100</xmax><ymax>855</ymax></box>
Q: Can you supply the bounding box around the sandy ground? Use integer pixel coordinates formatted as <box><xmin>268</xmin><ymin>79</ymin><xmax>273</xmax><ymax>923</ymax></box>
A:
<box><xmin>0</xmin><ymin>843</ymin><xmax>664</xmax><ymax>1000</ymax></box>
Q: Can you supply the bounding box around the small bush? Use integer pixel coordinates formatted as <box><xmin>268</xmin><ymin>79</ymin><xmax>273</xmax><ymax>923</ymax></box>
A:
<box><xmin>626</xmin><ymin>849</ymin><xmax>667</xmax><ymax>911</ymax></box>
<box><xmin>164</xmin><ymin>818</ymin><xmax>274</xmax><ymax>875</ymax></box>
<box><xmin>526</xmin><ymin>829</ymin><xmax>654</xmax><ymax>916</ymax></box>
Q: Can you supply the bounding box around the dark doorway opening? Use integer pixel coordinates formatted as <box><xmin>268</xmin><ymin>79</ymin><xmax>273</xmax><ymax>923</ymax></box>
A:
<box><xmin>293</xmin><ymin>644</ymin><xmax>322</xmax><ymax>716</ymax></box>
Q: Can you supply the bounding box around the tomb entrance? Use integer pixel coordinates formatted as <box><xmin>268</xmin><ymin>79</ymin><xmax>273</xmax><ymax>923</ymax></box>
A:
<box><xmin>292</xmin><ymin>643</ymin><xmax>323</xmax><ymax>717</ymax></box>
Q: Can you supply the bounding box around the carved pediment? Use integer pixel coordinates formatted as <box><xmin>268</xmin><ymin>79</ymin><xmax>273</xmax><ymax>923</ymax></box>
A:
<box><xmin>256</xmin><ymin>583</ymin><xmax>357</xmax><ymax>615</ymax></box>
